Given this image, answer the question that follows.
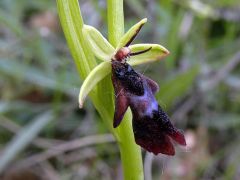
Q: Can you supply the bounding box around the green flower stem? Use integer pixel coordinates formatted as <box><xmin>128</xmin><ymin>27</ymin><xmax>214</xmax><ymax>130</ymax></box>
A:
<box><xmin>107</xmin><ymin>0</ymin><xmax>144</xmax><ymax>179</ymax></box>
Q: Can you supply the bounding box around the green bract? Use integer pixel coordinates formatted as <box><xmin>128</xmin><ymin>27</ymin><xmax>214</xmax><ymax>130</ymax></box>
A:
<box><xmin>79</xmin><ymin>61</ymin><xmax>111</xmax><ymax>108</ymax></box>
<box><xmin>83</xmin><ymin>25</ymin><xmax>115</xmax><ymax>60</ymax></box>
<box><xmin>79</xmin><ymin>18</ymin><xmax>169</xmax><ymax>107</ymax></box>
<box><xmin>116</xmin><ymin>18</ymin><xmax>147</xmax><ymax>49</ymax></box>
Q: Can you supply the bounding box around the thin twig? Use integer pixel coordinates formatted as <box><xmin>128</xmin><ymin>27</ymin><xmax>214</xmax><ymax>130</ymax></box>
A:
<box><xmin>60</xmin><ymin>148</ymin><xmax>96</xmax><ymax>165</ymax></box>
<box><xmin>14</xmin><ymin>134</ymin><xmax>115</xmax><ymax>168</ymax></box>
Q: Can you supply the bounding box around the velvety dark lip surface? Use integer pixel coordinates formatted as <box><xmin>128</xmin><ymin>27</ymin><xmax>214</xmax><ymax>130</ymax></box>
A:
<box><xmin>111</xmin><ymin>60</ymin><xmax>186</xmax><ymax>155</ymax></box>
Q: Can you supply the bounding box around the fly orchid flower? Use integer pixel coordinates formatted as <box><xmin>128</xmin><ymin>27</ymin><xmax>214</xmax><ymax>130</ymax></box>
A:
<box><xmin>111</xmin><ymin>52</ymin><xmax>186</xmax><ymax>155</ymax></box>
<box><xmin>79</xmin><ymin>18</ymin><xmax>186</xmax><ymax>155</ymax></box>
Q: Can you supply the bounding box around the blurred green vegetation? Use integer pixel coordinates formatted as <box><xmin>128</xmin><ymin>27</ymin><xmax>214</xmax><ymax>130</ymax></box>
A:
<box><xmin>0</xmin><ymin>0</ymin><xmax>240</xmax><ymax>179</ymax></box>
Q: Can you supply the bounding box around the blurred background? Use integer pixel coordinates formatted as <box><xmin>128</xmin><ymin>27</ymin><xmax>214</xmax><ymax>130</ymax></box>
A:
<box><xmin>1</xmin><ymin>0</ymin><xmax>240</xmax><ymax>179</ymax></box>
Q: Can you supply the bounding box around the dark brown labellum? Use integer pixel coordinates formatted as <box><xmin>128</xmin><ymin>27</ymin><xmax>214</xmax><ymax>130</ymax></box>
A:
<box><xmin>111</xmin><ymin>59</ymin><xmax>186</xmax><ymax>155</ymax></box>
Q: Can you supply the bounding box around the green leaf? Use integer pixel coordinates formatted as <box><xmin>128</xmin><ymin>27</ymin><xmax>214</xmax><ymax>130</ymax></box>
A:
<box><xmin>83</xmin><ymin>25</ymin><xmax>115</xmax><ymax>61</ymax></box>
<box><xmin>117</xmin><ymin>18</ymin><xmax>147</xmax><ymax>49</ymax></box>
<box><xmin>79</xmin><ymin>61</ymin><xmax>111</xmax><ymax>108</ymax></box>
<box><xmin>0</xmin><ymin>111</ymin><xmax>54</xmax><ymax>173</ymax></box>
<box><xmin>157</xmin><ymin>66</ymin><xmax>199</xmax><ymax>108</ymax></box>
<box><xmin>129</xmin><ymin>44</ymin><xmax>169</xmax><ymax>66</ymax></box>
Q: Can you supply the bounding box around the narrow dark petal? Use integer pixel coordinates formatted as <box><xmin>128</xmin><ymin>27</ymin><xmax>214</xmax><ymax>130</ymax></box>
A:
<box><xmin>129</xmin><ymin>47</ymin><xmax>152</xmax><ymax>56</ymax></box>
<box><xmin>112</xmin><ymin>62</ymin><xmax>130</xmax><ymax>128</ymax></box>
<box><xmin>113</xmin><ymin>93</ymin><xmax>129</xmax><ymax>128</ymax></box>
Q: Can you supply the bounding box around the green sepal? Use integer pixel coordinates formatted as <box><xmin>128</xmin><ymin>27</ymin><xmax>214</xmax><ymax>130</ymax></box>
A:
<box><xmin>117</xmin><ymin>18</ymin><xmax>147</xmax><ymax>49</ymax></box>
<box><xmin>79</xmin><ymin>61</ymin><xmax>111</xmax><ymax>108</ymax></box>
<box><xmin>83</xmin><ymin>25</ymin><xmax>115</xmax><ymax>61</ymax></box>
<box><xmin>129</xmin><ymin>44</ymin><xmax>170</xmax><ymax>66</ymax></box>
